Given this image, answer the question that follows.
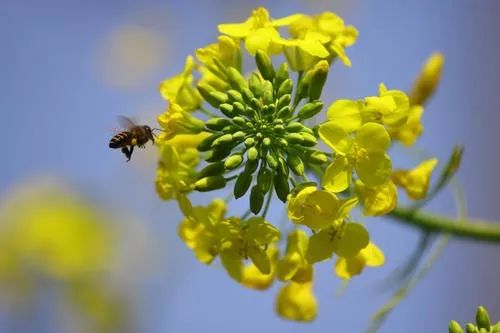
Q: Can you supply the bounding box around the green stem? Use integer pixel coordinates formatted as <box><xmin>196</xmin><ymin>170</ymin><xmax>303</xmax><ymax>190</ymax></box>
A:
<box><xmin>261</xmin><ymin>191</ymin><xmax>273</xmax><ymax>219</ymax></box>
<box><xmin>388</xmin><ymin>208</ymin><xmax>500</xmax><ymax>242</ymax></box>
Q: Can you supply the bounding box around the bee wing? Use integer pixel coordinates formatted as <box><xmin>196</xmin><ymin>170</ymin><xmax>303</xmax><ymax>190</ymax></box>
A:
<box><xmin>117</xmin><ymin>115</ymin><xmax>138</xmax><ymax>129</ymax></box>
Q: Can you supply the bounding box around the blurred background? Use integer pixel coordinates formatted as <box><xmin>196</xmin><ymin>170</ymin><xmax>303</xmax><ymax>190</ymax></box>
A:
<box><xmin>1</xmin><ymin>0</ymin><xmax>500</xmax><ymax>332</ymax></box>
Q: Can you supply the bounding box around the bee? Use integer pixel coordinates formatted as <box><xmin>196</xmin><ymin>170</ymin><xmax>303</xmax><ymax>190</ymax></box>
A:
<box><xmin>109</xmin><ymin>116</ymin><xmax>157</xmax><ymax>161</ymax></box>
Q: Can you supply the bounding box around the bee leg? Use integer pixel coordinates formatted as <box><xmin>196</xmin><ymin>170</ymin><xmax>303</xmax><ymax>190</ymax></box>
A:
<box><xmin>121</xmin><ymin>147</ymin><xmax>132</xmax><ymax>162</ymax></box>
<box><xmin>127</xmin><ymin>145</ymin><xmax>134</xmax><ymax>160</ymax></box>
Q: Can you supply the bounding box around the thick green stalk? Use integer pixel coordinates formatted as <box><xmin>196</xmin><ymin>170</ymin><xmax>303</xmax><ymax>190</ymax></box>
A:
<box><xmin>388</xmin><ymin>208</ymin><xmax>500</xmax><ymax>242</ymax></box>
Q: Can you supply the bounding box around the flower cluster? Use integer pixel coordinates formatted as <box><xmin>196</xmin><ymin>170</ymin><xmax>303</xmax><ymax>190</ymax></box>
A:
<box><xmin>449</xmin><ymin>306</ymin><xmax>500</xmax><ymax>333</ymax></box>
<box><xmin>154</xmin><ymin>7</ymin><xmax>445</xmax><ymax>321</ymax></box>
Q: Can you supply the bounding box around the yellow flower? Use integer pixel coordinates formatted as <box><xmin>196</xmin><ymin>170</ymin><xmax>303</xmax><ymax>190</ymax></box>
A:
<box><xmin>218</xmin><ymin>217</ymin><xmax>280</xmax><ymax>281</ymax></box>
<box><xmin>155</xmin><ymin>142</ymin><xmax>200</xmax><ymax>200</ymax></box>
<box><xmin>355</xmin><ymin>180</ymin><xmax>398</xmax><ymax>216</ymax></box>
<box><xmin>388</xmin><ymin>105</ymin><xmax>424</xmax><ymax>146</ymax></box>
<box><xmin>218</xmin><ymin>7</ymin><xmax>303</xmax><ymax>55</ymax></box>
<box><xmin>410</xmin><ymin>53</ymin><xmax>444</xmax><ymax>106</ymax></box>
<box><xmin>319</xmin><ymin>122</ymin><xmax>392</xmax><ymax>192</ymax></box>
<box><xmin>158</xmin><ymin>56</ymin><xmax>201</xmax><ymax>111</ymax></box>
<box><xmin>305</xmin><ymin>222</ymin><xmax>369</xmax><ymax>264</ymax></box>
<box><xmin>276</xmin><ymin>31</ymin><xmax>330</xmax><ymax>71</ymax></box>
<box><xmin>0</xmin><ymin>182</ymin><xmax>112</xmax><ymax>280</ymax></box>
<box><xmin>276</xmin><ymin>281</ymin><xmax>317</xmax><ymax>322</ymax></box>
<box><xmin>392</xmin><ymin>158</ymin><xmax>438</xmax><ymax>200</ymax></box>
<box><xmin>241</xmin><ymin>246</ymin><xmax>278</xmax><ymax>290</ymax></box>
<box><xmin>289</xmin><ymin>12</ymin><xmax>358</xmax><ymax>67</ymax></box>
<box><xmin>334</xmin><ymin>242</ymin><xmax>384</xmax><ymax>279</ymax></box>
<box><xmin>157</xmin><ymin>103</ymin><xmax>205</xmax><ymax>140</ymax></box>
<box><xmin>277</xmin><ymin>230</ymin><xmax>312</xmax><ymax>283</ymax></box>
<box><xmin>178</xmin><ymin>199</ymin><xmax>227</xmax><ymax>264</ymax></box>
<box><xmin>363</xmin><ymin>83</ymin><xmax>410</xmax><ymax>128</ymax></box>
<box><xmin>287</xmin><ymin>185</ymin><xmax>358</xmax><ymax>230</ymax></box>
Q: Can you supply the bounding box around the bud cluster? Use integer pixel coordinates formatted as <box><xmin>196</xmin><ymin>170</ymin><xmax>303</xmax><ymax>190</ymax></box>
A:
<box><xmin>194</xmin><ymin>51</ymin><xmax>329</xmax><ymax>214</ymax></box>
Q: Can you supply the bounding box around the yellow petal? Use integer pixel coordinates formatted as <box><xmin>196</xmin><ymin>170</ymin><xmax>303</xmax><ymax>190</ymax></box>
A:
<box><xmin>356</xmin><ymin>122</ymin><xmax>391</xmax><ymax>153</ymax></box>
<box><xmin>318</xmin><ymin>121</ymin><xmax>352</xmax><ymax>154</ymax></box>
<box><xmin>392</xmin><ymin>158</ymin><xmax>438</xmax><ymax>200</ymax></box>
<box><xmin>326</xmin><ymin>99</ymin><xmax>362</xmax><ymax>132</ymax></box>
<box><xmin>322</xmin><ymin>157</ymin><xmax>352</xmax><ymax>193</ymax></box>
<box><xmin>333</xmin><ymin>222</ymin><xmax>369</xmax><ymax>258</ymax></box>
<box><xmin>355</xmin><ymin>180</ymin><xmax>397</xmax><ymax>216</ymax></box>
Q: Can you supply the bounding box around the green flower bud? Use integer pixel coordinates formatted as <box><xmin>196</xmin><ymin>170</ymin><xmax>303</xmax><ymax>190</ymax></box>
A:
<box><xmin>205</xmin><ymin>146</ymin><xmax>232</xmax><ymax>162</ymax></box>
<box><xmin>297</xmin><ymin>101</ymin><xmax>324</xmax><ymax>120</ymax></box>
<box><xmin>242</xmin><ymin>87</ymin><xmax>254</xmax><ymax>103</ymax></box>
<box><xmin>277</xmin><ymin>78</ymin><xmax>293</xmax><ymax>98</ymax></box>
<box><xmin>274</xmin><ymin>62</ymin><xmax>289</xmax><ymax>89</ymax></box>
<box><xmin>244</xmin><ymin>137</ymin><xmax>255</xmax><ymax>147</ymax></box>
<box><xmin>198</xmin><ymin>133</ymin><xmax>223</xmax><ymax>152</ymax></box>
<box><xmin>274</xmin><ymin>171</ymin><xmax>289</xmax><ymax>202</ymax></box>
<box><xmin>263</xmin><ymin>137</ymin><xmax>271</xmax><ymax>146</ymax></box>
<box><xmin>232</xmin><ymin>116</ymin><xmax>247</xmax><ymax>127</ymax></box>
<box><xmin>234</xmin><ymin>171</ymin><xmax>253</xmax><ymax>198</ymax></box>
<box><xmin>250</xmin><ymin>185</ymin><xmax>265</xmax><ymax>214</ymax></box>
<box><xmin>476</xmin><ymin>306</ymin><xmax>491</xmax><ymax>331</ymax></box>
<box><xmin>277</xmin><ymin>138</ymin><xmax>288</xmax><ymax>147</ymax></box>
<box><xmin>306</xmin><ymin>150</ymin><xmax>328</xmax><ymax>164</ymax></box>
<box><xmin>249</xmin><ymin>73</ymin><xmax>263</xmax><ymax>97</ymax></box>
<box><xmin>247</xmin><ymin>147</ymin><xmax>259</xmax><ymax>161</ymax></box>
<box><xmin>257</xmin><ymin>168</ymin><xmax>273</xmax><ymax>192</ymax></box>
<box><xmin>449</xmin><ymin>321</ymin><xmax>464</xmax><ymax>333</ymax></box>
<box><xmin>277</xmin><ymin>156</ymin><xmax>289</xmax><ymax>177</ymax></box>
<box><xmin>195</xmin><ymin>176</ymin><xmax>226</xmax><ymax>192</ymax></box>
<box><xmin>205</xmin><ymin>63</ymin><xmax>227</xmax><ymax>81</ymax></box>
<box><xmin>224</xmin><ymin>154</ymin><xmax>243</xmax><ymax>170</ymax></box>
<box><xmin>197</xmin><ymin>161</ymin><xmax>225</xmax><ymax>179</ymax></box>
<box><xmin>221</xmin><ymin>125</ymin><xmax>239</xmax><ymax>133</ymax></box>
<box><xmin>266</xmin><ymin>153</ymin><xmax>279</xmax><ymax>169</ymax></box>
<box><xmin>212</xmin><ymin>57</ymin><xmax>229</xmax><ymax>76</ymax></box>
<box><xmin>198</xmin><ymin>84</ymin><xmax>228</xmax><ymax>108</ymax></box>
<box><xmin>285</xmin><ymin>122</ymin><xmax>304</xmax><ymax>133</ymax></box>
<box><xmin>227</xmin><ymin>67</ymin><xmax>248</xmax><ymax>91</ymax></box>
<box><xmin>273</xmin><ymin>124</ymin><xmax>285</xmax><ymax>132</ymax></box>
<box><xmin>492</xmin><ymin>323</ymin><xmax>500</xmax><ymax>333</ymax></box>
<box><xmin>227</xmin><ymin>90</ymin><xmax>244</xmax><ymax>103</ymax></box>
<box><xmin>465</xmin><ymin>323</ymin><xmax>478</xmax><ymax>333</ymax></box>
<box><xmin>219</xmin><ymin>103</ymin><xmax>235</xmax><ymax>118</ymax></box>
<box><xmin>255</xmin><ymin>50</ymin><xmax>275</xmax><ymax>81</ymax></box>
<box><xmin>232</xmin><ymin>131</ymin><xmax>246</xmax><ymax>141</ymax></box>
<box><xmin>245</xmin><ymin>158</ymin><xmax>259</xmax><ymax>174</ymax></box>
<box><xmin>277</xmin><ymin>94</ymin><xmax>291</xmax><ymax>109</ymax></box>
<box><xmin>294</xmin><ymin>70</ymin><xmax>312</xmax><ymax>105</ymax></box>
<box><xmin>276</xmin><ymin>105</ymin><xmax>292</xmax><ymax>119</ymax></box>
<box><xmin>300</xmin><ymin>132</ymin><xmax>318</xmax><ymax>147</ymax></box>
<box><xmin>232</xmin><ymin>102</ymin><xmax>246</xmax><ymax>116</ymax></box>
<box><xmin>285</xmin><ymin>132</ymin><xmax>304</xmax><ymax>144</ymax></box>
<box><xmin>308</xmin><ymin>60</ymin><xmax>329</xmax><ymax>100</ymax></box>
<box><xmin>206</xmin><ymin>117</ymin><xmax>232</xmax><ymax>131</ymax></box>
<box><xmin>287</xmin><ymin>152</ymin><xmax>304</xmax><ymax>176</ymax></box>
<box><xmin>211</xmin><ymin>133</ymin><xmax>234</xmax><ymax>148</ymax></box>
<box><xmin>250</xmin><ymin>97</ymin><xmax>261</xmax><ymax>110</ymax></box>
<box><xmin>262</xmin><ymin>81</ymin><xmax>274</xmax><ymax>105</ymax></box>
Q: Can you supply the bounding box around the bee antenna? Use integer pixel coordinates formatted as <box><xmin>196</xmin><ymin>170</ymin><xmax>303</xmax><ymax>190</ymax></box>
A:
<box><xmin>152</xmin><ymin>128</ymin><xmax>166</xmax><ymax>132</ymax></box>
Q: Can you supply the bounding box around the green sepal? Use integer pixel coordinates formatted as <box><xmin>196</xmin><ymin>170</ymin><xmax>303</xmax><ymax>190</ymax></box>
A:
<box><xmin>211</xmin><ymin>133</ymin><xmax>234</xmax><ymax>148</ymax></box>
<box><xmin>232</xmin><ymin>102</ymin><xmax>246</xmax><ymax>116</ymax></box>
<box><xmin>294</xmin><ymin>70</ymin><xmax>312</xmax><ymax>105</ymax></box>
<box><xmin>197</xmin><ymin>161</ymin><xmax>225</xmax><ymax>179</ymax></box>
<box><xmin>234</xmin><ymin>171</ymin><xmax>253</xmax><ymax>199</ymax></box>
<box><xmin>276</xmin><ymin>105</ymin><xmax>292</xmax><ymax>119</ymax></box>
<box><xmin>449</xmin><ymin>321</ymin><xmax>464</xmax><ymax>333</ymax></box>
<box><xmin>257</xmin><ymin>168</ymin><xmax>273</xmax><ymax>192</ymax></box>
<box><xmin>277</xmin><ymin>94</ymin><xmax>291</xmax><ymax>109</ymax></box>
<box><xmin>266</xmin><ymin>153</ymin><xmax>279</xmax><ymax>169</ymax></box>
<box><xmin>285</xmin><ymin>132</ymin><xmax>304</xmax><ymax>145</ymax></box>
<box><xmin>242</xmin><ymin>88</ymin><xmax>254</xmax><ymax>103</ymax></box>
<box><xmin>194</xmin><ymin>176</ymin><xmax>226</xmax><ymax>192</ymax></box>
<box><xmin>297</xmin><ymin>101</ymin><xmax>324</xmax><ymax>120</ymax></box>
<box><xmin>255</xmin><ymin>50</ymin><xmax>275</xmax><ymax>81</ymax></box>
<box><xmin>305</xmin><ymin>150</ymin><xmax>329</xmax><ymax>164</ymax></box>
<box><xmin>273</xmin><ymin>171</ymin><xmax>290</xmax><ymax>202</ymax></box>
<box><xmin>277</xmin><ymin>78</ymin><xmax>293</xmax><ymax>98</ymax></box>
<box><xmin>250</xmin><ymin>185</ymin><xmax>265</xmax><ymax>214</ymax></box>
<box><xmin>476</xmin><ymin>306</ymin><xmax>491</xmax><ymax>331</ymax></box>
<box><xmin>285</xmin><ymin>122</ymin><xmax>305</xmax><ymax>133</ymax></box>
<box><xmin>465</xmin><ymin>323</ymin><xmax>478</xmax><ymax>333</ymax></box>
<box><xmin>262</xmin><ymin>80</ymin><xmax>274</xmax><ymax>105</ymax></box>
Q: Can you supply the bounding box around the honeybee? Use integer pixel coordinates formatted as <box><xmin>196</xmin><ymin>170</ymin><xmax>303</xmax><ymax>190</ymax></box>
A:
<box><xmin>109</xmin><ymin>116</ymin><xmax>157</xmax><ymax>161</ymax></box>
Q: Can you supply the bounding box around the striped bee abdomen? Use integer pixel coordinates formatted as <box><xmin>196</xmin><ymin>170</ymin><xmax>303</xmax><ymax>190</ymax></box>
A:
<box><xmin>109</xmin><ymin>131</ymin><xmax>132</xmax><ymax>148</ymax></box>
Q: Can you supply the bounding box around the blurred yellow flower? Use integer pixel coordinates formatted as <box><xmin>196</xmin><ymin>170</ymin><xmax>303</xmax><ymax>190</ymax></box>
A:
<box><xmin>388</xmin><ymin>105</ymin><xmax>424</xmax><ymax>146</ymax></box>
<box><xmin>159</xmin><ymin>56</ymin><xmax>202</xmax><ymax>111</ymax></box>
<box><xmin>334</xmin><ymin>242</ymin><xmax>385</xmax><ymax>279</ymax></box>
<box><xmin>410</xmin><ymin>53</ymin><xmax>445</xmax><ymax>106</ymax></box>
<box><xmin>157</xmin><ymin>102</ymin><xmax>205</xmax><ymax>140</ymax></box>
<box><xmin>241</xmin><ymin>246</ymin><xmax>278</xmax><ymax>290</ymax></box>
<box><xmin>277</xmin><ymin>230</ymin><xmax>312</xmax><ymax>283</ymax></box>
<box><xmin>276</xmin><ymin>281</ymin><xmax>317</xmax><ymax>322</ymax></box>
<box><xmin>392</xmin><ymin>158</ymin><xmax>438</xmax><ymax>200</ymax></box>
<box><xmin>355</xmin><ymin>180</ymin><xmax>398</xmax><ymax>216</ymax></box>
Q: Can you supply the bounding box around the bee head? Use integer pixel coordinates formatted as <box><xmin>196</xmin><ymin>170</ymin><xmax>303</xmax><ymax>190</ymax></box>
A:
<box><xmin>144</xmin><ymin>125</ymin><xmax>155</xmax><ymax>143</ymax></box>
